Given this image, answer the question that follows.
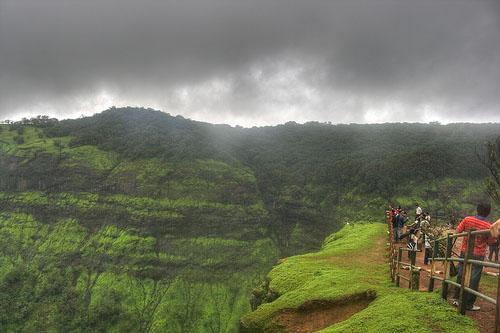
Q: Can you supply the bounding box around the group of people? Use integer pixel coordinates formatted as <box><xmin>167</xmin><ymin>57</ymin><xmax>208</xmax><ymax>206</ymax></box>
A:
<box><xmin>388</xmin><ymin>201</ymin><xmax>500</xmax><ymax>312</ymax></box>
<box><xmin>388</xmin><ymin>203</ymin><xmax>433</xmax><ymax>263</ymax></box>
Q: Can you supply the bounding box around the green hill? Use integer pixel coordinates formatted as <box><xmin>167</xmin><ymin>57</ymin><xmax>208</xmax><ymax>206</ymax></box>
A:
<box><xmin>241</xmin><ymin>223</ymin><xmax>477</xmax><ymax>333</ymax></box>
<box><xmin>0</xmin><ymin>108</ymin><xmax>498</xmax><ymax>332</ymax></box>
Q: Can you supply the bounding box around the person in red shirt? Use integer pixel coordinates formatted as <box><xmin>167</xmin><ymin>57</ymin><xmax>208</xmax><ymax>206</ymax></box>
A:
<box><xmin>452</xmin><ymin>202</ymin><xmax>492</xmax><ymax>311</ymax></box>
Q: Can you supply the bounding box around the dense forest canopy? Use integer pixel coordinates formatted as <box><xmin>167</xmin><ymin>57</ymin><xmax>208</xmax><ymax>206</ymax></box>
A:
<box><xmin>1</xmin><ymin>107</ymin><xmax>499</xmax><ymax>332</ymax></box>
<box><xmin>15</xmin><ymin>109</ymin><xmax>497</xmax><ymax>206</ymax></box>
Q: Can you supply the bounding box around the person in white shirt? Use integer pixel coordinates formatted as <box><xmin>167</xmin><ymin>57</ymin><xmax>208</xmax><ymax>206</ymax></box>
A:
<box><xmin>415</xmin><ymin>203</ymin><xmax>422</xmax><ymax>219</ymax></box>
<box><xmin>424</xmin><ymin>234</ymin><xmax>432</xmax><ymax>265</ymax></box>
<box><xmin>420</xmin><ymin>215</ymin><xmax>430</xmax><ymax>233</ymax></box>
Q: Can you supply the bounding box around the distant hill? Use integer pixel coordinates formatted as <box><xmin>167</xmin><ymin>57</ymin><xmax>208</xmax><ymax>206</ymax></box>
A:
<box><xmin>2</xmin><ymin>107</ymin><xmax>500</xmax><ymax>249</ymax></box>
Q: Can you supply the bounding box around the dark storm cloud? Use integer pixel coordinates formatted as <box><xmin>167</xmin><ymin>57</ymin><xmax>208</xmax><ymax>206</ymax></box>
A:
<box><xmin>1</xmin><ymin>0</ymin><xmax>499</xmax><ymax>125</ymax></box>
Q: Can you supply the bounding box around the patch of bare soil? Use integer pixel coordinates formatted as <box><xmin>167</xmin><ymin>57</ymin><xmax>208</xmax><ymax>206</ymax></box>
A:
<box><xmin>275</xmin><ymin>297</ymin><xmax>374</xmax><ymax>333</ymax></box>
<box><xmin>468</xmin><ymin>300</ymin><xmax>496</xmax><ymax>333</ymax></box>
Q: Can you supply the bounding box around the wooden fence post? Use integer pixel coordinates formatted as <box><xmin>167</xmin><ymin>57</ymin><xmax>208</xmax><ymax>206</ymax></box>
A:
<box><xmin>388</xmin><ymin>215</ymin><xmax>393</xmax><ymax>249</ymax></box>
<box><xmin>428</xmin><ymin>239</ymin><xmax>439</xmax><ymax>292</ymax></box>
<box><xmin>496</xmin><ymin>270</ymin><xmax>500</xmax><ymax>333</ymax></box>
<box><xmin>391</xmin><ymin>248</ymin><xmax>396</xmax><ymax>282</ymax></box>
<box><xmin>410</xmin><ymin>250</ymin><xmax>419</xmax><ymax>290</ymax></box>
<box><xmin>396</xmin><ymin>248</ymin><xmax>402</xmax><ymax>287</ymax></box>
<box><xmin>387</xmin><ymin>215</ymin><xmax>395</xmax><ymax>282</ymax></box>
<box><xmin>459</xmin><ymin>230</ymin><xmax>475</xmax><ymax>315</ymax></box>
<box><xmin>441</xmin><ymin>233</ymin><xmax>453</xmax><ymax>300</ymax></box>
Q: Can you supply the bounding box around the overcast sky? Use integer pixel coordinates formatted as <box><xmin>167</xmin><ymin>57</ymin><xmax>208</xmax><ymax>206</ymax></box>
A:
<box><xmin>1</xmin><ymin>0</ymin><xmax>499</xmax><ymax>126</ymax></box>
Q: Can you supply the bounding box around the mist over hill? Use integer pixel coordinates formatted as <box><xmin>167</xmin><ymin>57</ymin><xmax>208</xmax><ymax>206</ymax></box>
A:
<box><xmin>0</xmin><ymin>107</ymin><xmax>498</xmax><ymax>332</ymax></box>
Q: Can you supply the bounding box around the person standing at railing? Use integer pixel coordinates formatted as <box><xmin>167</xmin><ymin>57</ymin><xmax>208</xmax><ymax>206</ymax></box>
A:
<box><xmin>452</xmin><ymin>201</ymin><xmax>493</xmax><ymax>311</ymax></box>
<box><xmin>396</xmin><ymin>210</ymin><xmax>408</xmax><ymax>241</ymax></box>
<box><xmin>420</xmin><ymin>217</ymin><xmax>432</xmax><ymax>265</ymax></box>
<box><xmin>388</xmin><ymin>206</ymin><xmax>398</xmax><ymax>242</ymax></box>
<box><xmin>490</xmin><ymin>218</ymin><xmax>500</xmax><ymax>238</ymax></box>
<box><xmin>423</xmin><ymin>233</ymin><xmax>432</xmax><ymax>265</ymax></box>
<box><xmin>406</xmin><ymin>227</ymin><xmax>418</xmax><ymax>259</ymax></box>
<box><xmin>488</xmin><ymin>237</ymin><xmax>499</xmax><ymax>262</ymax></box>
<box><xmin>389</xmin><ymin>206</ymin><xmax>402</xmax><ymax>242</ymax></box>
<box><xmin>415</xmin><ymin>203</ymin><xmax>422</xmax><ymax>220</ymax></box>
<box><xmin>489</xmin><ymin>219</ymin><xmax>500</xmax><ymax>263</ymax></box>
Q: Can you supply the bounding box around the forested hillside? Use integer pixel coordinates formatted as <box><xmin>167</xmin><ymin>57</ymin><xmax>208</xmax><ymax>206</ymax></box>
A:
<box><xmin>0</xmin><ymin>107</ymin><xmax>498</xmax><ymax>332</ymax></box>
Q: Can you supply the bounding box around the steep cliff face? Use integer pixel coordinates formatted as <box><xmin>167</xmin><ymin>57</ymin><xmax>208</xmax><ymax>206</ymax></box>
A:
<box><xmin>240</xmin><ymin>223</ymin><xmax>478</xmax><ymax>333</ymax></box>
<box><xmin>0</xmin><ymin>124</ymin><xmax>270</xmax><ymax>238</ymax></box>
<box><xmin>0</xmin><ymin>122</ymin><xmax>280</xmax><ymax>332</ymax></box>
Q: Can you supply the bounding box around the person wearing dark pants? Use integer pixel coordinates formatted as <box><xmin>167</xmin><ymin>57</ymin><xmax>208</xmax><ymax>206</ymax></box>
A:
<box><xmin>451</xmin><ymin>201</ymin><xmax>493</xmax><ymax>311</ymax></box>
<box><xmin>423</xmin><ymin>234</ymin><xmax>432</xmax><ymax>265</ymax></box>
<box><xmin>392</xmin><ymin>215</ymin><xmax>399</xmax><ymax>242</ymax></box>
<box><xmin>453</xmin><ymin>253</ymin><xmax>484</xmax><ymax>310</ymax></box>
<box><xmin>488</xmin><ymin>239</ymin><xmax>499</xmax><ymax>262</ymax></box>
<box><xmin>396</xmin><ymin>211</ymin><xmax>407</xmax><ymax>241</ymax></box>
<box><xmin>423</xmin><ymin>247</ymin><xmax>432</xmax><ymax>265</ymax></box>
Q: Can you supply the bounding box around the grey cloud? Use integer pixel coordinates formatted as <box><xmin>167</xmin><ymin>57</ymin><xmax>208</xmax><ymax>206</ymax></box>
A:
<box><xmin>0</xmin><ymin>0</ymin><xmax>499</xmax><ymax>125</ymax></box>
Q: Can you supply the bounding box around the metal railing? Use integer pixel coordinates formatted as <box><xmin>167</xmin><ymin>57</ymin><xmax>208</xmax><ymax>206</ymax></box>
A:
<box><xmin>428</xmin><ymin>229</ymin><xmax>500</xmax><ymax>332</ymax></box>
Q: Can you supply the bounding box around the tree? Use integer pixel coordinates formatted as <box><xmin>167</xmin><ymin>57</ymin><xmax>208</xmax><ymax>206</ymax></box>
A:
<box><xmin>165</xmin><ymin>278</ymin><xmax>205</xmax><ymax>332</ymax></box>
<box><xmin>480</xmin><ymin>138</ymin><xmax>500</xmax><ymax>204</ymax></box>
<box><xmin>129</xmin><ymin>277</ymin><xmax>171</xmax><ymax>333</ymax></box>
<box><xmin>53</xmin><ymin>139</ymin><xmax>64</xmax><ymax>160</ymax></box>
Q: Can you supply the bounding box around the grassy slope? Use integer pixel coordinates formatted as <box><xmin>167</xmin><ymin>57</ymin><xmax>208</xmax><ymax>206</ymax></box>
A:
<box><xmin>0</xmin><ymin>125</ymin><xmax>278</xmax><ymax>332</ymax></box>
<box><xmin>0</xmin><ymin>126</ymin><xmax>118</xmax><ymax>170</ymax></box>
<box><xmin>241</xmin><ymin>223</ymin><xmax>478</xmax><ymax>333</ymax></box>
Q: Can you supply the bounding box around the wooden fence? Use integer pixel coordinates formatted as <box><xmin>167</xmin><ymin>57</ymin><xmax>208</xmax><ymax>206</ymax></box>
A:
<box><xmin>386</xmin><ymin>212</ymin><xmax>500</xmax><ymax>333</ymax></box>
<box><xmin>391</xmin><ymin>246</ymin><xmax>421</xmax><ymax>290</ymax></box>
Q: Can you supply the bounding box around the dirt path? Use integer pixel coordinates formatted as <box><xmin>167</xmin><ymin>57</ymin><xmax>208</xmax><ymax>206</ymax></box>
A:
<box><xmin>393</xmin><ymin>236</ymin><xmax>498</xmax><ymax>333</ymax></box>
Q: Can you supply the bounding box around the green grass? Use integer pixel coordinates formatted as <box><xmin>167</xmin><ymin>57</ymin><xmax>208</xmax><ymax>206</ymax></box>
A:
<box><xmin>0</xmin><ymin>190</ymin><xmax>247</xmax><ymax>216</ymax></box>
<box><xmin>321</xmin><ymin>292</ymin><xmax>477</xmax><ymax>333</ymax></box>
<box><xmin>0</xmin><ymin>126</ymin><xmax>70</xmax><ymax>156</ymax></box>
<box><xmin>107</xmin><ymin>157</ymin><xmax>261</xmax><ymax>203</ymax></box>
<box><xmin>241</xmin><ymin>223</ymin><xmax>478</xmax><ymax>333</ymax></box>
<box><xmin>62</xmin><ymin>145</ymin><xmax>119</xmax><ymax>170</ymax></box>
<box><xmin>104</xmin><ymin>193</ymin><xmax>244</xmax><ymax>211</ymax></box>
<box><xmin>168</xmin><ymin>237</ymin><xmax>278</xmax><ymax>268</ymax></box>
<box><xmin>0</xmin><ymin>125</ymin><xmax>118</xmax><ymax>170</ymax></box>
<box><xmin>480</xmin><ymin>274</ymin><xmax>498</xmax><ymax>298</ymax></box>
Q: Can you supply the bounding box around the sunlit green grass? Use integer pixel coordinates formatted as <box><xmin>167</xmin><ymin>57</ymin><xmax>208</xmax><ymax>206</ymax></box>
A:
<box><xmin>322</xmin><ymin>291</ymin><xmax>477</xmax><ymax>333</ymax></box>
<box><xmin>241</xmin><ymin>223</ymin><xmax>478</xmax><ymax>333</ymax></box>
<box><xmin>0</xmin><ymin>125</ymin><xmax>118</xmax><ymax>170</ymax></box>
<box><xmin>0</xmin><ymin>126</ymin><xmax>70</xmax><ymax>156</ymax></box>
